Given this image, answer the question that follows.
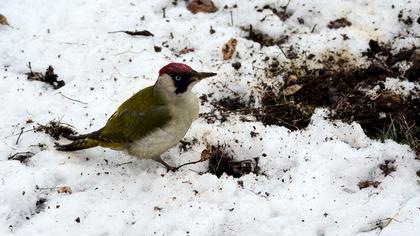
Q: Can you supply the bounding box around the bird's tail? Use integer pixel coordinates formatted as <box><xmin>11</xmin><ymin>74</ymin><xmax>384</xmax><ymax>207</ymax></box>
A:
<box><xmin>55</xmin><ymin>138</ymin><xmax>100</xmax><ymax>151</ymax></box>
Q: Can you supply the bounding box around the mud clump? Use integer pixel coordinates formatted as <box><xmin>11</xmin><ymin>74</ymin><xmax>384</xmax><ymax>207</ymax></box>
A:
<box><xmin>206</xmin><ymin>144</ymin><xmax>260</xmax><ymax>178</ymax></box>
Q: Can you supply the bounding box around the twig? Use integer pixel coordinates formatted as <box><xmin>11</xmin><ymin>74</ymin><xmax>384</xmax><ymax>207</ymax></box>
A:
<box><xmin>282</xmin><ymin>0</ymin><xmax>291</xmax><ymax>11</ymax></box>
<box><xmin>311</xmin><ymin>24</ymin><xmax>317</xmax><ymax>33</ymax></box>
<box><xmin>5</xmin><ymin>128</ymin><xmax>34</xmax><ymax>138</ymax></box>
<box><xmin>57</xmin><ymin>92</ymin><xmax>88</xmax><ymax>105</ymax></box>
<box><xmin>15</xmin><ymin>127</ymin><xmax>24</xmax><ymax>145</ymax></box>
<box><xmin>176</xmin><ymin>159</ymin><xmax>205</xmax><ymax>170</ymax></box>
<box><xmin>278</xmin><ymin>46</ymin><xmax>289</xmax><ymax>60</ymax></box>
<box><xmin>113</xmin><ymin>50</ymin><xmax>142</xmax><ymax>56</ymax></box>
<box><xmin>230</xmin><ymin>11</ymin><xmax>234</xmax><ymax>26</ymax></box>
<box><xmin>115</xmin><ymin>161</ymin><xmax>133</xmax><ymax>166</ymax></box>
<box><xmin>108</xmin><ymin>30</ymin><xmax>154</xmax><ymax>37</ymax></box>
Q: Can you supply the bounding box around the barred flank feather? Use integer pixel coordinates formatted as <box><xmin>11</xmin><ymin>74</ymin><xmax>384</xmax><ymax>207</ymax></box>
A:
<box><xmin>55</xmin><ymin>138</ymin><xmax>99</xmax><ymax>151</ymax></box>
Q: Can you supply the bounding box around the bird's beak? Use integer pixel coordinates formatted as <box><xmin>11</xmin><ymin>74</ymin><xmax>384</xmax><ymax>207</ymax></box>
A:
<box><xmin>191</xmin><ymin>71</ymin><xmax>217</xmax><ymax>82</ymax></box>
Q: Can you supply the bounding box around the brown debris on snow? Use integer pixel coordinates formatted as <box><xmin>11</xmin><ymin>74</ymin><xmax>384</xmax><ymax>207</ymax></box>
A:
<box><xmin>0</xmin><ymin>14</ymin><xmax>11</xmax><ymax>26</ymax></box>
<box><xmin>241</xmin><ymin>25</ymin><xmax>288</xmax><ymax>47</ymax></box>
<box><xmin>358</xmin><ymin>180</ymin><xmax>381</xmax><ymax>189</ymax></box>
<box><xmin>33</xmin><ymin>120</ymin><xmax>77</xmax><ymax>140</ymax></box>
<box><xmin>222</xmin><ymin>38</ymin><xmax>237</xmax><ymax>60</ymax></box>
<box><xmin>57</xmin><ymin>186</ymin><xmax>72</xmax><ymax>194</ymax></box>
<box><xmin>176</xmin><ymin>47</ymin><xmax>195</xmax><ymax>56</ymax></box>
<box><xmin>327</xmin><ymin>18</ymin><xmax>352</xmax><ymax>29</ymax></box>
<box><xmin>26</xmin><ymin>63</ymin><xmax>65</xmax><ymax>89</ymax></box>
<box><xmin>379</xmin><ymin>160</ymin><xmax>396</xmax><ymax>177</ymax></box>
<box><xmin>206</xmin><ymin>144</ymin><xmax>260</xmax><ymax>178</ymax></box>
<box><xmin>187</xmin><ymin>0</ymin><xmax>218</xmax><ymax>14</ymax></box>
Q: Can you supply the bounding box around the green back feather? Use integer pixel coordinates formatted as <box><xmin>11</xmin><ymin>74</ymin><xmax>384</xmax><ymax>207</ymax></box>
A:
<box><xmin>90</xmin><ymin>86</ymin><xmax>171</xmax><ymax>147</ymax></box>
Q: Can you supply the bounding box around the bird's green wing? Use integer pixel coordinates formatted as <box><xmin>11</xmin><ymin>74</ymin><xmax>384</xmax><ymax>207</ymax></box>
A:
<box><xmin>88</xmin><ymin>86</ymin><xmax>171</xmax><ymax>147</ymax></box>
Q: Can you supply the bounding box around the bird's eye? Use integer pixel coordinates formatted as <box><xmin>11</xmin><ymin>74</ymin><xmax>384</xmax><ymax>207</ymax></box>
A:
<box><xmin>174</xmin><ymin>75</ymin><xmax>182</xmax><ymax>81</ymax></box>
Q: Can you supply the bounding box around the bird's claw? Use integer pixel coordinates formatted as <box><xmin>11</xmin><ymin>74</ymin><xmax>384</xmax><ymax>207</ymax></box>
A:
<box><xmin>166</xmin><ymin>166</ymin><xmax>179</xmax><ymax>172</ymax></box>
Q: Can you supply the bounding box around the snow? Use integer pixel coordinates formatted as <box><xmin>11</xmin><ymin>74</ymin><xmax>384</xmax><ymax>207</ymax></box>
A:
<box><xmin>1</xmin><ymin>0</ymin><xmax>419</xmax><ymax>235</ymax></box>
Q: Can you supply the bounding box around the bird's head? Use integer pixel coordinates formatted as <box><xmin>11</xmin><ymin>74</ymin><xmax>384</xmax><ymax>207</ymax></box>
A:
<box><xmin>155</xmin><ymin>63</ymin><xmax>216</xmax><ymax>97</ymax></box>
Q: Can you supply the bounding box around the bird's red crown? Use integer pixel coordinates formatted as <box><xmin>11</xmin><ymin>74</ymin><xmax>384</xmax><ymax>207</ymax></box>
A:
<box><xmin>159</xmin><ymin>63</ymin><xmax>193</xmax><ymax>76</ymax></box>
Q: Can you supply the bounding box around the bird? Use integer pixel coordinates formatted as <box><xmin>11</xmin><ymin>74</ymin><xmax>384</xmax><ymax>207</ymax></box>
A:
<box><xmin>56</xmin><ymin>63</ymin><xmax>216</xmax><ymax>171</ymax></box>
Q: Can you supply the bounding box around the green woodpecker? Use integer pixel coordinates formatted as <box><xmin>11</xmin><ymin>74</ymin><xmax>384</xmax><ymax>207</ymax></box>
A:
<box><xmin>56</xmin><ymin>63</ymin><xmax>216</xmax><ymax>171</ymax></box>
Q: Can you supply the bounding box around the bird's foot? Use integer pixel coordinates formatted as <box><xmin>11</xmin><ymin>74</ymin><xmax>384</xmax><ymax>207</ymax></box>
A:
<box><xmin>166</xmin><ymin>166</ymin><xmax>179</xmax><ymax>172</ymax></box>
<box><xmin>155</xmin><ymin>157</ymin><xmax>178</xmax><ymax>172</ymax></box>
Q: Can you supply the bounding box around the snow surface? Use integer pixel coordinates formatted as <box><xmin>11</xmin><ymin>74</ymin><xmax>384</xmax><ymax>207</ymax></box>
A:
<box><xmin>1</xmin><ymin>0</ymin><xmax>419</xmax><ymax>235</ymax></box>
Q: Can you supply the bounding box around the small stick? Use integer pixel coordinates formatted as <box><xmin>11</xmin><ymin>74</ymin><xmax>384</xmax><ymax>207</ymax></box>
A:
<box><xmin>278</xmin><ymin>46</ymin><xmax>289</xmax><ymax>59</ymax></box>
<box><xmin>57</xmin><ymin>92</ymin><xmax>88</xmax><ymax>105</ymax></box>
<box><xmin>116</xmin><ymin>161</ymin><xmax>133</xmax><ymax>166</ymax></box>
<box><xmin>108</xmin><ymin>30</ymin><xmax>154</xmax><ymax>37</ymax></box>
<box><xmin>230</xmin><ymin>11</ymin><xmax>234</xmax><ymax>26</ymax></box>
<box><xmin>311</xmin><ymin>24</ymin><xmax>317</xmax><ymax>33</ymax></box>
<box><xmin>15</xmin><ymin>127</ymin><xmax>24</xmax><ymax>145</ymax></box>
<box><xmin>283</xmin><ymin>0</ymin><xmax>291</xmax><ymax>11</ymax></box>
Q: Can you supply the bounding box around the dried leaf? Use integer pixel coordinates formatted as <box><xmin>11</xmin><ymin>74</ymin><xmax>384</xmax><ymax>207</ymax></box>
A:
<box><xmin>327</xmin><ymin>18</ymin><xmax>352</xmax><ymax>29</ymax></box>
<box><xmin>0</xmin><ymin>14</ymin><xmax>10</xmax><ymax>26</ymax></box>
<box><xmin>57</xmin><ymin>186</ymin><xmax>72</xmax><ymax>194</ymax></box>
<box><xmin>275</xmin><ymin>11</ymin><xmax>290</xmax><ymax>21</ymax></box>
<box><xmin>200</xmin><ymin>149</ymin><xmax>211</xmax><ymax>161</ymax></box>
<box><xmin>187</xmin><ymin>0</ymin><xmax>218</xmax><ymax>14</ymax></box>
<box><xmin>177</xmin><ymin>47</ymin><xmax>195</xmax><ymax>55</ymax></box>
<box><xmin>374</xmin><ymin>93</ymin><xmax>402</xmax><ymax>111</ymax></box>
<box><xmin>283</xmin><ymin>84</ymin><xmax>303</xmax><ymax>96</ymax></box>
<box><xmin>222</xmin><ymin>38</ymin><xmax>237</xmax><ymax>60</ymax></box>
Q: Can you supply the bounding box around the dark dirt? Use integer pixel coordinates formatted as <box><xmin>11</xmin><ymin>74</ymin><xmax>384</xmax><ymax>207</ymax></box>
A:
<box><xmin>398</xmin><ymin>10</ymin><xmax>413</xmax><ymax>25</ymax></box>
<box><xmin>241</xmin><ymin>25</ymin><xmax>288</xmax><ymax>47</ymax></box>
<box><xmin>256</xmin><ymin>4</ymin><xmax>292</xmax><ymax>22</ymax></box>
<box><xmin>206</xmin><ymin>40</ymin><xmax>419</xmax><ymax>154</ymax></box>
<box><xmin>154</xmin><ymin>46</ymin><xmax>162</xmax><ymax>52</ymax></box>
<box><xmin>379</xmin><ymin>160</ymin><xmax>396</xmax><ymax>176</ymax></box>
<box><xmin>206</xmin><ymin>144</ymin><xmax>260</xmax><ymax>178</ymax></box>
<box><xmin>232</xmin><ymin>62</ymin><xmax>241</xmax><ymax>70</ymax></box>
<box><xmin>26</xmin><ymin>63</ymin><xmax>65</xmax><ymax>89</ymax></box>
<box><xmin>178</xmin><ymin>138</ymin><xmax>199</xmax><ymax>152</ymax></box>
<box><xmin>33</xmin><ymin>120</ymin><xmax>77</xmax><ymax>140</ymax></box>
<box><xmin>187</xmin><ymin>0</ymin><xmax>218</xmax><ymax>14</ymax></box>
<box><xmin>35</xmin><ymin>198</ymin><xmax>47</xmax><ymax>214</ymax></box>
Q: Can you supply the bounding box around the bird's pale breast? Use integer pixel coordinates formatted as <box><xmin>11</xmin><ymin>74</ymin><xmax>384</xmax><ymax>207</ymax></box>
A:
<box><xmin>126</xmin><ymin>94</ymin><xmax>199</xmax><ymax>159</ymax></box>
